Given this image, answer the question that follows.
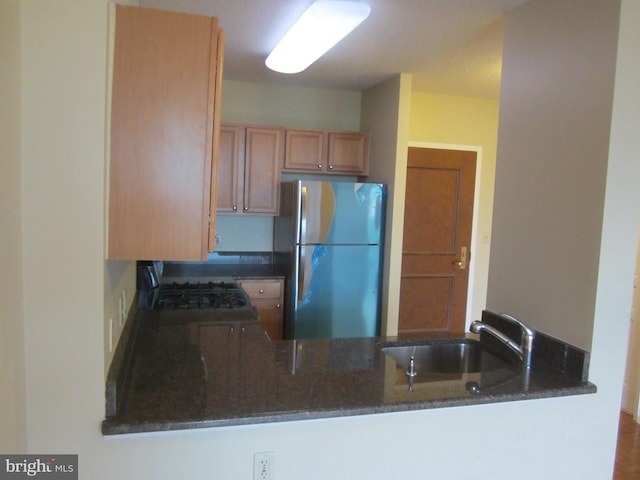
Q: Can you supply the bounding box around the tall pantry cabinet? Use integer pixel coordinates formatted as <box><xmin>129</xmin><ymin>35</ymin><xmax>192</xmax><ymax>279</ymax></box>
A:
<box><xmin>107</xmin><ymin>5</ymin><xmax>224</xmax><ymax>260</ymax></box>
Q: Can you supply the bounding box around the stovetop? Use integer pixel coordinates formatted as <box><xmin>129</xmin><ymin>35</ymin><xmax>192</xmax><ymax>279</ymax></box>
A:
<box><xmin>154</xmin><ymin>281</ymin><xmax>250</xmax><ymax>310</ymax></box>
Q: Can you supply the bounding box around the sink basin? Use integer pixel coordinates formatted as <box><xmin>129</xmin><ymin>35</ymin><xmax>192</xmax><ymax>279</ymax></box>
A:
<box><xmin>381</xmin><ymin>339</ymin><xmax>513</xmax><ymax>374</ymax></box>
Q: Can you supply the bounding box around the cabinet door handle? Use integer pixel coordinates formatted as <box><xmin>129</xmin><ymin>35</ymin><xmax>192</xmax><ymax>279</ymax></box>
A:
<box><xmin>276</xmin><ymin>303</ymin><xmax>281</xmax><ymax>308</ymax></box>
<box><xmin>328</xmin><ymin>165</ymin><xmax>334</xmax><ymax>170</ymax></box>
<box><xmin>259</xmin><ymin>289</ymin><xmax>265</xmax><ymax>294</ymax></box>
<box><xmin>317</xmin><ymin>164</ymin><xmax>323</xmax><ymax>169</ymax></box>
<box><xmin>243</xmin><ymin>206</ymin><xmax>249</xmax><ymax>212</ymax></box>
<box><xmin>232</xmin><ymin>205</ymin><xmax>237</xmax><ymax>211</ymax></box>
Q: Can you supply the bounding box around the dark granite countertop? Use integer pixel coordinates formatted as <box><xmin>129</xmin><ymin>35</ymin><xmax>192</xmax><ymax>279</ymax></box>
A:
<box><xmin>102</xmin><ymin>304</ymin><xmax>596</xmax><ymax>435</ymax></box>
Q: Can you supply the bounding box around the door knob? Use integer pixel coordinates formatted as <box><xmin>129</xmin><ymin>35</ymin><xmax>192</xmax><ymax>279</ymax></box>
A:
<box><xmin>452</xmin><ymin>247</ymin><xmax>468</xmax><ymax>270</ymax></box>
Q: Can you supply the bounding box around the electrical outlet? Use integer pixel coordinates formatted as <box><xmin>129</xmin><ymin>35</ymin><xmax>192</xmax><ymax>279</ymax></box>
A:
<box><xmin>108</xmin><ymin>317</ymin><xmax>114</xmax><ymax>353</ymax></box>
<box><xmin>119</xmin><ymin>290</ymin><xmax>126</xmax><ymax>326</ymax></box>
<box><xmin>253</xmin><ymin>452</ymin><xmax>275</xmax><ymax>480</ymax></box>
<box><xmin>121</xmin><ymin>289</ymin><xmax>127</xmax><ymax>318</ymax></box>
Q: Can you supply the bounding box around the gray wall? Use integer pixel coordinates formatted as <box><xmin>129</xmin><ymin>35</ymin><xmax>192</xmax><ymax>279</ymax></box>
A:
<box><xmin>487</xmin><ymin>0</ymin><xmax>620</xmax><ymax>350</ymax></box>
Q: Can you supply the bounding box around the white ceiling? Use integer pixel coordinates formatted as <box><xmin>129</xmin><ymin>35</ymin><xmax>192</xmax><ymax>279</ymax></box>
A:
<box><xmin>139</xmin><ymin>0</ymin><xmax>531</xmax><ymax>99</ymax></box>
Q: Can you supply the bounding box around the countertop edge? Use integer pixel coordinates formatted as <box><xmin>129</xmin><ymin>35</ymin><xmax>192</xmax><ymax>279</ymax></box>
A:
<box><xmin>101</xmin><ymin>382</ymin><xmax>596</xmax><ymax>436</ymax></box>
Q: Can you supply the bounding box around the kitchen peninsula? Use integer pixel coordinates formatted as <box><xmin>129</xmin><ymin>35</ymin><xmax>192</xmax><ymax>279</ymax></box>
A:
<box><xmin>102</xmin><ymin>284</ymin><xmax>596</xmax><ymax>435</ymax></box>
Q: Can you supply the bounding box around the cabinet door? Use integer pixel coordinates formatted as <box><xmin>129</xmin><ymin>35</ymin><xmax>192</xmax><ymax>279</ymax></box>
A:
<box><xmin>207</xmin><ymin>29</ymin><xmax>225</xmax><ymax>251</ymax></box>
<box><xmin>199</xmin><ymin>323</ymin><xmax>239</xmax><ymax>406</ymax></box>
<box><xmin>215</xmin><ymin>125</ymin><xmax>244</xmax><ymax>213</ymax></box>
<box><xmin>243</xmin><ymin>127</ymin><xmax>283</xmax><ymax>214</ymax></box>
<box><xmin>108</xmin><ymin>5</ymin><xmax>222</xmax><ymax>260</ymax></box>
<box><xmin>327</xmin><ymin>132</ymin><xmax>369</xmax><ymax>174</ymax></box>
<box><xmin>254</xmin><ymin>302</ymin><xmax>284</xmax><ymax>341</ymax></box>
<box><xmin>238</xmin><ymin>324</ymin><xmax>276</xmax><ymax>406</ymax></box>
<box><xmin>283</xmin><ymin>129</ymin><xmax>326</xmax><ymax>172</ymax></box>
<box><xmin>238</xmin><ymin>279</ymin><xmax>284</xmax><ymax>340</ymax></box>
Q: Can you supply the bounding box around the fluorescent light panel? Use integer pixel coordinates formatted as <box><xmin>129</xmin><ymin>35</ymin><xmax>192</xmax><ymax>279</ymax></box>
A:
<box><xmin>265</xmin><ymin>1</ymin><xmax>371</xmax><ymax>74</ymax></box>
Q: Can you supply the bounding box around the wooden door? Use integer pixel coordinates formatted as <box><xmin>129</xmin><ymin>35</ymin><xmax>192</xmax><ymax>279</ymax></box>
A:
<box><xmin>622</xmin><ymin>237</ymin><xmax>640</xmax><ymax>418</ymax></box>
<box><xmin>399</xmin><ymin>147</ymin><xmax>476</xmax><ymax>334</ymax></box>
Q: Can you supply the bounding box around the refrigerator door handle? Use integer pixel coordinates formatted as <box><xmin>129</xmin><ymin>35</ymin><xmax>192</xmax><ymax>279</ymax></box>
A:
<box><xmin>300</xmin><ymin>185</ymin><xmax>308</xmax><ymax>245</ymax></box>
<box><xmin>297</xmin><ymin>247</ymin><xmax>307</xmax><ymax>303</ymax></box>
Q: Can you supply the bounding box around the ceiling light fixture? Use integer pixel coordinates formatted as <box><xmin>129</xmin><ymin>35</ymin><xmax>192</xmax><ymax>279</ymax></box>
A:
<box><xmin>265</xmin><ymin>1</ymin><xmax>371</xmax><ymax>74</ymax></box>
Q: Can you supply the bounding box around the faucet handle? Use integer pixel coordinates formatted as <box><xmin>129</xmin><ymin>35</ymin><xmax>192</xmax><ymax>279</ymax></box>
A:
<box><xmin>499</xmin><ymin>313</ymin><xmax>535</xmax><ymax>339</ymax></box>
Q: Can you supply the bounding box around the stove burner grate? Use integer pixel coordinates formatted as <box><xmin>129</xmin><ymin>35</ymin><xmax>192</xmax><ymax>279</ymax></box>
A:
<box><xmin>155</xmin><ymin>282</ymin><xmax>249</xmax><ymax>310</ymax></box>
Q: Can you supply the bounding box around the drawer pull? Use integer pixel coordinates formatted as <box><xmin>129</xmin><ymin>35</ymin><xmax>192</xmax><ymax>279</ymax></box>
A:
<box><xmin>259</xmin><ymin>289</ymin><xmax>265</xmax><ymax>294</ymax></box>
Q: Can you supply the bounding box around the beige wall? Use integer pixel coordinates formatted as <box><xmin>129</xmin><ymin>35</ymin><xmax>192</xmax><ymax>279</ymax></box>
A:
<box><xmin>221</xmin><ymin>79</ymin><xmax>362</xmax><ymax>130</ymax></box>
<box><xmin>0</xmin><ymin>0</ymin><xmax>27</xmax><ymax>453</ymax></box>
<box><xmin>20</xmin><ymin>0</ymin><xmax>112</xmax><ymax>452</ymax></box>
<box><xmin>103</xmin><ymin>2</ymin><xmax>138</xmax><ymax>377</ymax></box>
<box><xmin>409</xmin><ymin>92</ymin><xmax>499</xmax><ymax>323</ymax></box>
<box><xmin>361</xmin><ymin>74</ymin><xmax>413</xmax><ymax>335</ymax></box>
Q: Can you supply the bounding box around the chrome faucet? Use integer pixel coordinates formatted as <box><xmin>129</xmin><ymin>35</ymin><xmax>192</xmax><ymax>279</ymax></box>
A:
<box><xmin>470</xmin><ymin>313</ymin><xmax>535</xmax><ymax>369</ymax></box>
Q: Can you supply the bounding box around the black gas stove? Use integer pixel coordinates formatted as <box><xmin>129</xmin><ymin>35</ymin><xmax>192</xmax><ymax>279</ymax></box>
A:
<box><xmin>155</xmin><ymin>281</ymin><xmax>250</xmax><ymax>310</ymax></box>
<box><xmin>137</xmin><ymin>261</ymin><xmax>253</xmax><ymax>313</ymax></box>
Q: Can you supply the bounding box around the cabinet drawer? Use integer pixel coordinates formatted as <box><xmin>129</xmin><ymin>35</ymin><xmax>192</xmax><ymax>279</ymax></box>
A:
<box><xmin>239</xmin><ymin>280</ymin><xmax>283</xmax><ymax>300</ymax></box>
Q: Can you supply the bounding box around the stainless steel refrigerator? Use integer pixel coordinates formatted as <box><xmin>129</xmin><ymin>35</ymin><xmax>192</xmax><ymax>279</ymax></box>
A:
<box><xmin>274</xmin><ymin>180</ymin><xmax>386</xmax><ymax>339</ymax></box>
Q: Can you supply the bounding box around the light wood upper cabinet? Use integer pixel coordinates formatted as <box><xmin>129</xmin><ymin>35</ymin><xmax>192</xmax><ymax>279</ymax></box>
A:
<box><xmin>216</xmin><ymin>125</ymin><xmax>244</xmax><ymax>213</ymax></box>
<box><xmin>216</xmin><ymin>125</ymin><xmax>282</xmax><ymax>215</ymax></box>
<box><xmin>283</xmin><ymin>128</ymin><xmax>369</xmax><ymax>175</ymax></box>
<box><xmin>282</xmin><ymin>129</ymin><xmax>326</xmax><ymax>172</ymax></box>
<box><xmin>108</xmin><ymin>5</ymin><xmax>224</xmax><ymax>260</ymax></box>
<box><xmin>327</xmin><ymin>131</ymin><xmax>369</xmax><ymax>174</ymax></box>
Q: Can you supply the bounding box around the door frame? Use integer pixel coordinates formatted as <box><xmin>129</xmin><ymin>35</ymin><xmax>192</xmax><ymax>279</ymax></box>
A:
<box><xmin>407</xmin><ymin>142</ymin><xmax>483</xmax><ymax>328</ymax></box>
<box><xmin>622</xmin><ymin>229</ymin><xmax>640</xmax><ymax>421</ymax></box>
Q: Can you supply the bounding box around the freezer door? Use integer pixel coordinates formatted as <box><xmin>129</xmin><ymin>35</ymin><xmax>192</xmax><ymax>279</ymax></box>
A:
<box><xmin>292</xmin><ymin>244</ymin><xmax>381</xmax><ymax>339</ymax></box>
<box><xmin>298</xmin><ymin>181</ymin><xmax>384</xmax><ymax>245</ymax></box>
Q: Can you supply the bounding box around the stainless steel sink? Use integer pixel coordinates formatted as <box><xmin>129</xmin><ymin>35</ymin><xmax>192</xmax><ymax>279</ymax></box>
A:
<box><xmin>381</xmin><ymin>339</ymin><xmax>514</xmax><ymax>374</ymax></box>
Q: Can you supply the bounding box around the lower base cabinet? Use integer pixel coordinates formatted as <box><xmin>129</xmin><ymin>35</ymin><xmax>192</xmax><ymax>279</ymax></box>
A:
<box><xmin>237</xmin><ymin>278</ymin><xmax>284</xmax><ymax>340</ymax></box>
<box><xmin>198</xmin><ymin>322</ymin><xmax>274</xmax><ymax>408</ymax></box>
